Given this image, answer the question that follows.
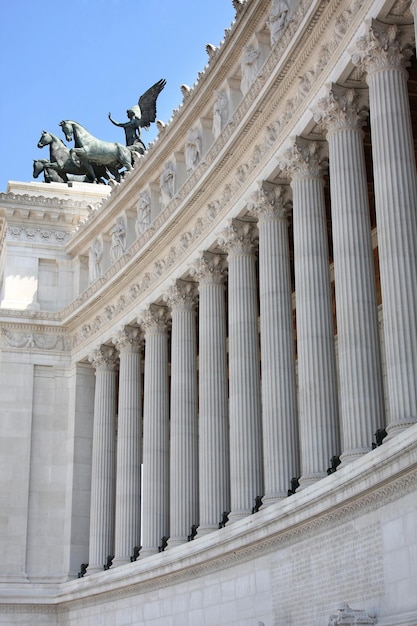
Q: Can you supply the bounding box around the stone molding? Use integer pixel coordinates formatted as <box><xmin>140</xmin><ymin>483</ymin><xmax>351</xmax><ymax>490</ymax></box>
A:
<box><xmin>0</xmin><ymin>424</ymin><xmax>413</xmax><ymax>614</ymax></box>
<box><xmin>0</xmin><ymin>0</ymin><xmax>396</xmax><ymax>358</ymax></box>
<box><xmin>1</xmin><ymin>0</ymin><xmax>369</xmax><ymax>356</ymax></box>
<box><xmin>6</xmin><ymin>225</ymin><xmax>70</xmax><ymax>245</ymax></box>
<box><xmin>0</xmin><ymin>326</ymin><xmax>71</xmax><ymax>352</ymax></box>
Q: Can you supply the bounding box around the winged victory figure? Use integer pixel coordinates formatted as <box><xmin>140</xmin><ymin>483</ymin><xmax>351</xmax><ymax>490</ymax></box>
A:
<box><xmin>108</xmin><ymin>78</ymin><xmax>166</xmax><ymax>151</ymax></box>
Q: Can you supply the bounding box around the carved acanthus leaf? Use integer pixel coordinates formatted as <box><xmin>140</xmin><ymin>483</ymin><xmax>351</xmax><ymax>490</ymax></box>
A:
<box><xmin>313</xmin><ymin>84</ymin><xmax>368</xmax><ymax>133</ymax></box>
<box><xmin>217</xmin><ymin>219</ymin><xmax>257</xmax><ymax>255</ymax></box>
<box><xmin>139</xmin><ymin>304</ymin><xmax>170</xmax><ymax>334</ymax></box>
<box><xmin>248</xmin><ymin>184</ymin><xmax>292</xmax><ymax>221</ymax></box>
<box><xmin>190</xmin><ymin>252</ymin><xmax>227</xmax><ymax>286</ymax></box>
<box><xmin>163</xmin><ymin>280</ymin><xmax>198</xmax><ymax>310</ymax></box>
<box><xmin>351</xmin><ymin>19</ymin><xmax>414</xmax><ymax>75</ymax></box>
<box><xmin>88</xmin><ymin>345</ymin><xmax>118</xmax><ymax>370</ymax></box>
<box><xmin>279</xmin><ymin>137</ymin><xmax>327</xmax><ymax>180</ymax></box>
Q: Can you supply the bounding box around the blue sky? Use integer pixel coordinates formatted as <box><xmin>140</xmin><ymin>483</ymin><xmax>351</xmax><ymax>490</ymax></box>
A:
<box><xmin>0</xmin><ymin>1</ymin><xmax>235</xmax><ymax>192</ymax></box>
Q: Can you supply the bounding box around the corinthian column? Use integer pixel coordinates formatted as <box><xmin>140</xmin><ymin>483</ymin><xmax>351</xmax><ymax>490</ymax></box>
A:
<box><xmin>165</xmin><ymin>281</ymin><xmax>199</xmax><ymax>547</ymax></box>
<box><xmin>113</xmin><ymin>327</ymin><xmax>142</xmax><ymax>566</ymax></box>
<box><xmin>314</xmin><ymin>85</ymin><xmax>385</xmax><ymax>464</ymax></box>
<box><xmin>280</xmin><ymin>138</ymin><xmax>339</xmax><ymax>489</ymax></box>
<box><xmin>191</xmin><ymin>252</ymin><xmax>230</xmax><ymax>535</ymax></box>
<box><xmin>87</xmin><ymin>345</ymin><xmax>118</xmax><ymax>574</ymax></box>
<box><xmin>352</xmin><ymin>21</ymin><xmax>417</xmax><ymax>435</ymax></box>
<box><xmin>139</xmin><ymin>305</ymin><xmax>170</xmax><ymax>557</ymax></box>
<box><xmin>248</xmin><ymin>184</ymin><xmax>299</xmax><ymax>503</ymax></box>
<box><xmin>218</xmin><ymin>220</ymin><xmax>263</xmax><ymax>521</ymax></box>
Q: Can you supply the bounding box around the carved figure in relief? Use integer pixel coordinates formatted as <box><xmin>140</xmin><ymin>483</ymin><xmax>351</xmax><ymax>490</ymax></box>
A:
<box><xmin>110</xmin><ymin>217</ymin><xmax>127</xmax><ymax>263</ymax></box>
<box><xmin>268</xmin><ymin>0</ymin><xmax>290</xmax><ymax>46</ymax></box>
<box><xmin>160</xmin><ymin>161</ymin><xmax>175</xmax><ymax>206</ymax></box>
<box><xmin>185</xmin><ymin>127</ymin><xmax>202</xmax><ymax>173</ymax></box>
<box><xmin>136</xmin><ymin>192</ymin><xmax>152</xmax><ymax>236</ymax></box>
<box><xmin>212</xmin><ymin>89</ymin><xmax>229</xmax><ymax>139</ymax></box>
<box><xmin>241</xmin><ymin>45</ymin><xmax>260</xmax><ymax>95</ymax></box>
<box><xmin>89</xmin><ymin>237</ymin><xmax>103</xmax><ymax>283</ymax></box>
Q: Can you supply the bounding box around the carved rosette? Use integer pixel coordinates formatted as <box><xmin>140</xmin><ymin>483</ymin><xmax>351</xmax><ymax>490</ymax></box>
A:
<box><xmin>139</xmin><ymin>304</ymin><xmax>170</xmax><ymax>335</ymax></box>
<box><xmin>114</xmin><ymin>326</ymin><xmax>142</xmax><ymax>355</ymax></box>
<box><xmin>314</xmin><ymin>84</ymin><xmax>368</xmax><ymax>134</ymax></box>
<box><xmin>217</xmin><ymin>219</ymin><xmax>257</xmax><ymax>256</ymax></box>
<box><xmin>247</xmin><ymin>184</ymin><xmax>291</xmax><ymax>222</ymax></box>
<box><xmin>190</xmin><ymin>252</ymin><xmax>227</xmax><ymax>287</ymax></box>
<box><xmin>163</xmin><ymin>280</ymin><xmax>198</xmax><ymax>312</ymax></box>
<box><xmin>279</xmin><ymin>137</ymin><xmax>327</xmax><ymax>181</ymax></box>
<box><xmin>89</xmin><ymin>345</ymin><xmax>119</xmax><ymax>371</ymax></box>
<box><xmin>351</xmin><ymin>19</ymin><xmax>414</xmax><ymax>76</ymax></box>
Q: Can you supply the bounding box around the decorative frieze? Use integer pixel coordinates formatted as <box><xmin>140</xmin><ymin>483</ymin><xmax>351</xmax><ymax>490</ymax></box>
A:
<box><xmin>7</xmin><ymin>225</ymin><xmax>70</xmax><ymax>244</ymax></box>
<box><xmin>1</xmin><ymin>328</ymin><xmax>71</xmax><ymax>352</ymax></box>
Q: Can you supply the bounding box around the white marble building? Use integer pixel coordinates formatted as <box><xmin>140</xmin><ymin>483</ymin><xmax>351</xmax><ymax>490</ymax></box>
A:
<box><xmin>1</xmin><ymin>0</ymin><xmax>417</xmax><ymax>624</ymax></box>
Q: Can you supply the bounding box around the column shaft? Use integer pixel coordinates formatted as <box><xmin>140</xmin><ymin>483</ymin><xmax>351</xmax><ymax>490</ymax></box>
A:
<box><xmin>220</xmin><ymin>221</ymin><xmax>263</xmax><ymax>521</ymax></box>
<box><xmin>87</xmin><ymin>347</ymin><xmax>118</xmax><ymax>574</ymax></box>
<box><xmin>166</xmin><ymin>282</ymin><xmax>198</xmax><ymax>546</ymax></box>
<box><xmin>113</xmin><ymin>329</ymin><xmax>142</xmax><ymax>566</ymax></box>
<box><xmin>140</xmin><ymin>307</ymin><xmax>170</xmax><ymax>557</ymax></box>
<box><xmin>315</xmin><ymin>86</ymin><xmax>385</xmax><ymax>463</ymax></box>
<box><xmin>251</xmin><ymin>187</ymin><xmax>299</xmax><ymax>502</ymax></box>
<box><xmin>194</xmin><ymin>254</ymin><xmax>230</xmax><ymax>535</ymax></box>
<box><xmin>353</xmin><ymin>21</ymin><xmax>417</xmax><ymax>434</ymax></box>
<box><xmin>281</xmin><ymin>139</ymin><xmax>340</xmax><ymax>488</ymax></box>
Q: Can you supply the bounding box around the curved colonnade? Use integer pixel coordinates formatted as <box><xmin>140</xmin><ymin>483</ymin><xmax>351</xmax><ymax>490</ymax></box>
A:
<box><xmin>1</xmin><ymin>0</ymin><xmax>417</xmax><ymax>624</ymax></box>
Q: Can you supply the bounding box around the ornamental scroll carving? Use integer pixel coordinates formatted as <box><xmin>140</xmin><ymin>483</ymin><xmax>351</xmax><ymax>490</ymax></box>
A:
<box><xmin>164</xmin><ymin>280</ymin><xmax>198</xmax><ymax>312</ymax></box>
<box><xmin>279</xmin><ymin>137</ymin><xmax>328</xmax><ymax>180</ymax></box>
<box><xmin>351</xmin><ymin>19</ymin><xmax>414</xmax><ymax>76</ymax></box>
<box><xmin>7</xmin><ymin>226</ymin><xmax>69</xmax><ymax>244</ymax></box>
<box><xmin>139</xmin><ymin>304</ymin><xmax>170</xmax><ymax>335</ymax></box>
<box><xmin>114</xmin><ymin>326</ymin><xmax>142</xmax><ymax>354</ymax></box>
<box><xmin>247</xmin><ymin>183</ymin><xmax>292</xmax><ymax>222</ymax></box>
<box><xmin>217</xmin><ymin>219</ymin><xmax>257</xmax><ymax>256</ymax></box>
<box><xmin>88</xmin><ymin>345</ymin><xmax>119</xmax><ymax>371</ymax></box>
<box><xmin>313</xmin><ymin>85</ymin><xmax>368</xmax><ymax>133</ymax></box>
<box><xmin>62</xmin><ymin>0</ymin><xmax>374</xmax><ymax>351</ymax></box>
<box><xmin>189</xmin><ymin>252</ymin><xmax>227</xmax><ymax>287</ymax></box>
<box><xmin>1</xmin><ymin>329</ymin><xmax>70</xmax><ymax>351</ymax></box>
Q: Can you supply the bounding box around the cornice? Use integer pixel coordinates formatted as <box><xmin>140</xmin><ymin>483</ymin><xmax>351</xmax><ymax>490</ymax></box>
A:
<box><xmin>61</xmin><ymin>0</ymin><xmax>375</xmax><ymax>349</ymax></box>
<box><xmin>2</xmin><ymin>0</ymin><xmax>400</xmax><ymax>356</ymax></box>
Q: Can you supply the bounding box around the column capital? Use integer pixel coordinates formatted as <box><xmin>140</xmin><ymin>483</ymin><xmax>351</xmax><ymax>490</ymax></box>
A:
<box><xmin>351</xmin><ymin>19</ymin><xmax>414</xmax><ymax>77</ymax></box>
<box><xmin>314</xmin><ymin>84</ymin><xmax>368</xmax><ymax>133</ymax></box>
<box><xmin>113</xmin><ymin>326</ymin><xmax>143</xmax><ymax>354</ymax></box>
<box><xmin>190</xmin><ymin>251</ymin><xmax>227</xmax><ymax>286</ymax></box>
<box><xmin>88</xmin><ymin>345</ymin><xmax>119</xmax><ymax>371</ymax></box>
<box><xmin>164</xmin><ymin>279</ymin><xmax>198</xmax><ymax>311</ymax></box>
<box><xmin>139</xmin><ymin>304</ymin><xmax>170</xmax><ymax>334</ymax></box>
<box><xmin>217</xmin><ymin>218</ymin><xmax>257</xmax><ymax>255</ymax></box>
<box><xmin>279</xmin><ymin>137</ymin><xmax>328</xmax><ymax>181</ymax></box>
<box><xmin>247</xmin><ymin>183</ymin><xmax>292</xmax><ymax>222</ymax></box>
